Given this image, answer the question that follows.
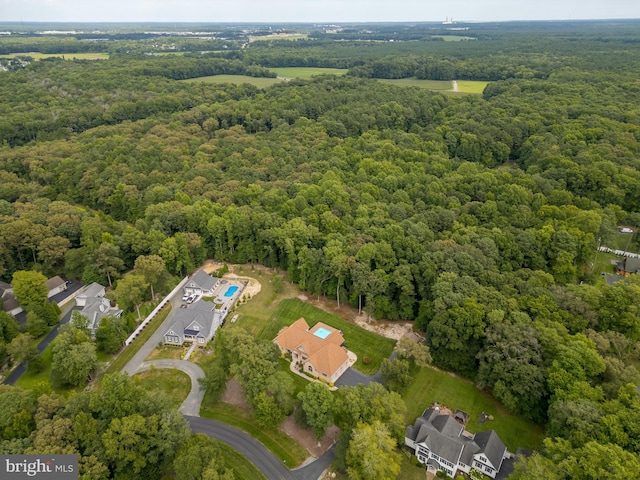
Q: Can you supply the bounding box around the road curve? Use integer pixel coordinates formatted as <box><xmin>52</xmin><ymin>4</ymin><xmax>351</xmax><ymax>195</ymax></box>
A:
<box><xmin>128</xmin><ymin>359</ymin><xmax>205</xmax><ymax>416</ymax></box>
<box><xmin>186</xmin><ymin>416</ymin><xmax>296</xmax><ymax>480</ymax></box>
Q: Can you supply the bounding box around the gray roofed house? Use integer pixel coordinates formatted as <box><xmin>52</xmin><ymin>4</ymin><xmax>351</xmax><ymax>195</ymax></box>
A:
<box><xmin>74</xmin><ymin>282</ymin><xmax>122</xmax><ymax>334</ymax></box>
<box><xmin>184</xmin><ymin>270</ymin><xmax>219</xmax><ymax>297</ymax></box>
<box><xmin>76</xmin><ymin>282</ymin><xmax>106</xmax><ymax>307</ymax></box>
<box><xmin>405</xmin><ymin>407</ymin><xmax>508</xmax><ymax>479</ymax></box>
<box><xmin>616</xmin><ymin>257</ymin><xmax>640</xmax><ymax>276</ymax></box>
<box><xmin>164</xmin><ymin>299</ymin><xmax>224</xmax><ymax>346</ymax></box>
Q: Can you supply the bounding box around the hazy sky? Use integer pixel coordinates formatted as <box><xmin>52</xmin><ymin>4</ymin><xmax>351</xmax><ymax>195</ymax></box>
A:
<box><xmin>1</xmin><ymin>0</ymin><xmax>639</xmax><ymax>23</ymax></box>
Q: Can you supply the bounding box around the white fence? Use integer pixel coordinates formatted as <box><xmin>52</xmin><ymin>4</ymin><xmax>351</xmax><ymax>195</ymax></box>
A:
<box><xmin>598</xmin><ymin>246</ymin><xmax>640</xmax><ymax>259</ymax></box>
<box><xmin>123</xmin><ymin>276</ymin><xmax>189</xmax><ymax>346</ymax></box>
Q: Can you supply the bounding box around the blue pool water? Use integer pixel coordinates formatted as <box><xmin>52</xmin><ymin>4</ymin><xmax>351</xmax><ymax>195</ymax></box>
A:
<box><xmin>314</xmin><ymin>327</ymin><xmax>332</xmax><ymax>339</ymax></box>
<box><xmin>224</xmin><ymin>285</ymin><xmax>239</xmax><ymax>297</ymax></box>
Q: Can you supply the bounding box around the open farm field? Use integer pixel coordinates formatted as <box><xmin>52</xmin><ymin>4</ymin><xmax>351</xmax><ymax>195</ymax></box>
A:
<box><xmin>456</xmin><ymin>80</ymin><xmax>489</xmax><ymax>94</ymax></box>
<box><xmin>271</xmin><ymin>67</ymin><xmax>348</xmax><ymax>79</ymax></box>
<box><xmin>180</xmin><ymin>74</ymin><xmax>282</xmax><ymax>87</ymax></box>
<box><xmin>378</xmin><ymin>78</ymin><xmax>452</xmax><ymax>90</ymax></box>
<box><xmin>0</xmin><ymin>52</ymin><xmax>108</xmax><ymax>60</ymax></box>
<box><xmin>404</xmin><ymin>366</ymin><xmax>545</xmax><ymax>452</ymax></box>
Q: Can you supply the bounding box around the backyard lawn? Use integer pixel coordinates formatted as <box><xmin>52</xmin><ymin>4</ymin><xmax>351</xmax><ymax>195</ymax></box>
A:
<box><xmin>257</xmin><ymin>298</ymin><xmax>396</xmax><ymax>375</ymax></box>
<box><xmin>132</xmin><ymin>368</ymin><xmax>191</xmax><ymax>410</ymax></box>
<box><xmin>404</xmin><ymin>366</ymin><xmax>544</xmax><ymax>452</ymax></box>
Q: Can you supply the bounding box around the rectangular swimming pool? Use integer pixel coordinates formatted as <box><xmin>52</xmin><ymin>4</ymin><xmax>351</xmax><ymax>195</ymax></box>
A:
<box><xmin>224</xmin><ymin>285</ymin><xmax>239</xmax><ymax>297</ymax></box>
<box><xmin>313</xmin><ymin>327</ymin><xmax>332</xmax><ymax>339</ymax></box>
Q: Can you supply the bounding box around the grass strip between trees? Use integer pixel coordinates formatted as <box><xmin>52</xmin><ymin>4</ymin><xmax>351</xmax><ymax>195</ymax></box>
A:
<box><xmin>200</xmin><ymin>402</ymin><xmax>308</xmax><ymax>467</ymax></box>
<box><xmin>211</xmin><ymin>438</ymin><xmax>267</xmax><ymax>480</ymax></box>
<box><xmin>102</xmin><ymin>304</ymin><xmax>172</xmax><ymax>378</ymax></box>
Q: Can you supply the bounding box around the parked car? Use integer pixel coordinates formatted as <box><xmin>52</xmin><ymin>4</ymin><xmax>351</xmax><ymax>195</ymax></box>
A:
<box><xmin>182</xmin><ymin>293</ymin><xmax>190</xmax><ymax>301</ymax></box>
<box><xmin>620</xmin><ymin>228</ymin><xmax>634</xmax><ymax>233</ymax></box>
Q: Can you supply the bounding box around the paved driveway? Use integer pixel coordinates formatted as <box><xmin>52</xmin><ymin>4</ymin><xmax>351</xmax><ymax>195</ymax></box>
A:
<box><xmin>128</xmin><ymin>359</ymin><xmax>205</xmax><ymax>416</ymax></box>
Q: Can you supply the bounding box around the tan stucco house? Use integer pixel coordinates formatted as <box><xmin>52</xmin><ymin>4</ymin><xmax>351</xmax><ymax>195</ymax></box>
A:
<box><xmin>274</xmin><ymin>317</ymin><xmax>350</xmax><ymax>384</ymax></box>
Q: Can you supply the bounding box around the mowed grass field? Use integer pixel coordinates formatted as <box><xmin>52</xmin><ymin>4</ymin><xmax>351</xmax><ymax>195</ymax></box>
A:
<box><xmin>257</xmin><ymin>298</ymin><xmax>396</xmax><ymax>375</ymax></box>
<box><xmin>271</xmin><ymin>67</ymin><xmax>348</xmax><ymax>79</ymax></box>
<box><xmin>181</xmin><ymin>75</ymin><xmax>283</xmax><ymax>87</ymax></box>
<box><xmin>378</xmin><ymin>77</ymin><xmax>488</xmax><ymax>94</ymax></box>
<box><xmin>456</xmin><ymin>80</ymin><xmax>489</xmax><ymax>94</ymax></box>
<box><xmin>0</xmin><ymin>52</ymin><xmax>108</xmax><ymax>60</ymax></box>
<box><xmin>404</xmin><ymin>366</ymin><xmax>545</xmax><ymax>451</ymax></box>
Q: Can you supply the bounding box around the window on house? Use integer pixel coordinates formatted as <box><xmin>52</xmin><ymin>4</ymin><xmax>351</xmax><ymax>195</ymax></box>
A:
<box><xmin>308</xmin><ymin>365</ymin><xmax>312</xmax><ymax>372</ymax></box>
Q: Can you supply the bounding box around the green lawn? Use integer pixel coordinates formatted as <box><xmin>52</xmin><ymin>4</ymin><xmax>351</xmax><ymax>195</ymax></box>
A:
<box><xmin>404</xmin><ymin>366</ymin><xmax>544</xmax><ymax>452</ymax></box>
<box><xmin>132</xmin><ymin>368</ymin><xmax>191</xmax><ymax>410</ymax></box>
<box><xmin>199</xmin><ymin>402</ymin><xmax>308</xmax><ymax>467</ymax></box>
<box><xmin>0</xmin><ymin>52</ymin><xmax>109</xmax><ymax>60</ymax></box>
<box><xmin>456</xmin><ymin>80</ymin><xmax>489</xmax><ymax>94</ymax></box>
<box><xmin>180</xmin><ymin>75</ymin><xmax>283</xmax><ymax>88</ymax></box>
<box><xmin>258</xmin><ymin>298</ymin><xmax>395</xmax><ymax>375</ymax></box>
<box><xmin>271</xmin><ymin>67</ymin><xmax>348</xmax><ymax>79</ymax></box>
<box><xmin>604</xmin><ymin>230</ymin><xmax>638</xmax><ymax>253</ymax></box>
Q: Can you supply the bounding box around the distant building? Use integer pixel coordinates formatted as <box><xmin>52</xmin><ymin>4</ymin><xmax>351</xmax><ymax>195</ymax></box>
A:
<box><xmin>405</xmin><ymin>407</ymin><xmax>510</xmax><ymax>479</ymax></box>
<box><xmin>273</xmin><ymin>318</ymin><xmax>350</xmax><ymax>384</ymax></box>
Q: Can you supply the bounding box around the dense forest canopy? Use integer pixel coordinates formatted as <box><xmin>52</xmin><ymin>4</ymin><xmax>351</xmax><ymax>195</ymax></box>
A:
<box><xmin>2</xmin><ymin>19</ymin><xmax>640</xmax><ymax>478</ymax></box>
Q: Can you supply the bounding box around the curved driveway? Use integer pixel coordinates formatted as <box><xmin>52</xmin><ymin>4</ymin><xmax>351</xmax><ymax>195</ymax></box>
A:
<box><xmin>186</xmin><ymin>416</ymin><xmax>335</xmax><ymax>480</ymax></box>
<box><xmin>126</xmin><ymin>359</ymin><xmax>205</xmax><ymax>416</ymax></box>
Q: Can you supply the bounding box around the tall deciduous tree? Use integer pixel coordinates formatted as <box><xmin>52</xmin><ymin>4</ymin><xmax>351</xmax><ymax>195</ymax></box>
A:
<box><xmin>133</xmin><ymin>254</ymin><xmax>166</xmax><ymax>300</ymax></box>
<box><xmin>346</xmin><ymin>421</ymin><xmax>401</xmax><ymax>480</ymax></box>
<box><xmin>113</xmin><ymin>274</ymin><xmax>148</xmax><ymax>319</ymax></box>
<box><xmin>298</xmin><ymin>382</ymin><xmax>335</xmax><ymax>440</ymax></box>
<box><xmin>11</xmin><ymin>270</ymin><xmax>48</xmax><ymax>309</ymax></box>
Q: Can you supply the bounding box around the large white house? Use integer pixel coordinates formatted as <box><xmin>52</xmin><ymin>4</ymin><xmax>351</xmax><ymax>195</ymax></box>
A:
<box><xmin>405</xmin><ymin>407</ymin><xmax>509</xmax><ymax>479</ymax></box>
<box><xmin>75</xmin><ymin>282</ymin><xmax>122</xmax><ymax>335</ymax></box>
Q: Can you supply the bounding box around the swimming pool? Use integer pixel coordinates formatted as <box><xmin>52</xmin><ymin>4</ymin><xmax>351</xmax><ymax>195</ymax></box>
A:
<box><xmin>224</xmin><ymin>285</ymin><xmax>239</xmax><ymax>297</ymax></box>
<box><xmin>313</xmin><ymin>327</ymin><xmax>332</xmax><ymax>339</ymax></box>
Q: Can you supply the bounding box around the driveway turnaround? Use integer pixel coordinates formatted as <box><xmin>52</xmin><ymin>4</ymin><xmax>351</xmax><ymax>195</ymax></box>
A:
<box><xmin>126</xmin><ymin>359</ymin><xmax>205</xmax><ymax>417</ymax></box>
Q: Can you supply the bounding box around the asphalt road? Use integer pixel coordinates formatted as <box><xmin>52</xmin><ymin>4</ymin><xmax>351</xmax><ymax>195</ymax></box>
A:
<box><xmin>186</xmin><ymin>416</ymin><xmax>296</xmax><ymax>480</ymax></box>
<box><xmin>3</xmin><ymin>281</ymin><xmax>83</xmax><ymax>386</ymax></box>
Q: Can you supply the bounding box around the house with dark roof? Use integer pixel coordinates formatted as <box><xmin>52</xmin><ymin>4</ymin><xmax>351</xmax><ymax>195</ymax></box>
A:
<box><xmin>274</xmin><ymin>318</ymin><xmax>350</xmax><ymax>384</ymax></box>
<box><xmin>75</xmin><ymin>282</ymin><xmax>122</xmax><ymax>334</ymax></box>
<box><xmin>0</xmin><ymin>281</ymin><xmax>21</xmax><ymax>316</ymax></box>
<box><xmin>405</xmin><ymin>407</ymin><xmax>509</xmax><ymax>479</ymax></box>
<box><xmin>184</xmin><ymin>270</ymin><xmax>219</xmax><ymax>297</ymax></box>
<box><xmin>616</xmin><ymin>257</ymin><xmax>640</xmax><ymax>277</ymax></box>
<box><xmin>163</xmin><ymin>300</ymin><xmax>224</xmax><ymax>346</ymax></box>
<box><xmin>46</xmin><ymin>276</ymin><xmax>67</xmax><ymax>298</ymax></box>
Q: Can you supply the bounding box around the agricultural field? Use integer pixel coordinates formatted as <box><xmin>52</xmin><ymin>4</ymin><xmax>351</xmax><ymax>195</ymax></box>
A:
<box><xmin>250</xmin><ymin>34</ymin><xmax>308</xmax><ymax>42</ymax></box>
<box><xmin>180</xmin><ymin>74</ymin><xmax>282</xmax><ymax>87</ymax></box>
<box><xmin>378</xmin><ymin>78</ymin><xmax>453</xmax><ymax>90</ymax></box>
<box><xmin>378</xmin><ymin>77</ymin><xmax>488</xmax><ymax>94</ymax></box>
<box><xmin>270</xmin><ymin>66</ymin><xmax>348</xmax><ymax>79</ymax></box>
<box><xmin>455</xmin><ymin>80</ymin><xmax>489</xmax><ymax>94</ymax></box>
